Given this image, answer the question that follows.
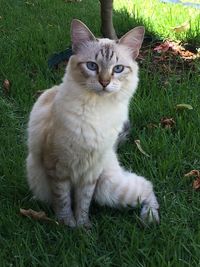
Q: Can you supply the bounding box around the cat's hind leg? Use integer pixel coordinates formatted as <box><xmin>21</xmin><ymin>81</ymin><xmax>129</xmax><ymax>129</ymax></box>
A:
<box><xmin>94</xmin><ymin>152</ymin><xmax>159</xmax><ymax>223</ymax></box>
<box><xmin>27</xmin><ymin>154</ymin><xmax>76</xmax><ymax>227</ymax></box>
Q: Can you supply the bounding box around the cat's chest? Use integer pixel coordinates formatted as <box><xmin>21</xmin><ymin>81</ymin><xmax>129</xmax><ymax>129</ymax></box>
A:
<box><xmin>56</xmin><ymin>101</ymin><xmax>127</xmax><ymax>151</ymax></box>
<box><xmin>62</xmin><ymin>113</ymin><xmax>117</xmax><ymax>149</ymax></box>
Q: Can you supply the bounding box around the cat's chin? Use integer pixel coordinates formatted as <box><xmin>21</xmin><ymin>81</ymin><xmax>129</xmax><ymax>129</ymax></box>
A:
<box><xmin>94</xmin><ymin>89</ymin><xmax>117</xmax><ymax>96</ymax></box>
<box><xmin>87</xmin><ymin>86</ymin><xmax>120</xmax><ymax>96</ymax></box>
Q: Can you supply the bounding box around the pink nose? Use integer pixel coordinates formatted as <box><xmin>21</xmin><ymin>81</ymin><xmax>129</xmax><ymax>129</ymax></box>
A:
<box><xmin>99</xmin><ymin>80</ymin><xmax>110</xmax><ymax>88</ymax></box>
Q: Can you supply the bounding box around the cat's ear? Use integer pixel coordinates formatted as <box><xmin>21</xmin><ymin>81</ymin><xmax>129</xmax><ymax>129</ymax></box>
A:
<box><xmin>119</xmin><ymin>26</ymin><xmax>145</xmax><ymax>59</ymax></box>
<box><xmin>71</xmin><ymin>19</ymin><xmax>96</xmax><ymax>52</ymax></box>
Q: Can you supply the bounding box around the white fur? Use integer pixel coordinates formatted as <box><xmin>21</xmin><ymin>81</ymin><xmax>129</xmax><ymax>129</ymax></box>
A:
<box><xmin>27</xmin><ymin>57</ymin><xmax>138</xmax><ymax>189</ymax></box>
<box><xmin>26</xmin><ymin>23</ymin><xmax>159</xmax><ymax>225</ymax></box>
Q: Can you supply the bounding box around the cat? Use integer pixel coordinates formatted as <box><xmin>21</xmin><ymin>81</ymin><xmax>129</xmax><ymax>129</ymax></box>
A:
<box><xmin>26</xmin><ymin>19</ymin><xmax>159</xmax><ymax>228</ymax></box>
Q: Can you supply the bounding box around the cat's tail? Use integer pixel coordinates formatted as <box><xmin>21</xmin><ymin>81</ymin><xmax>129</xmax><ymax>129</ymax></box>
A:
<box><xmin>94</xmin><ymin>153</ymin><xmax>159</xmax><ymax>223</ymax></box>
<box><xmin>26</xmin><ymin>153</ymin><xmax>52</xmax><ymax>203</ymax></box>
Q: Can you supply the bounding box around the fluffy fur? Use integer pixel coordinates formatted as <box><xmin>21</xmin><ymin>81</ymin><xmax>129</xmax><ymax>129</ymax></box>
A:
<box><xmin>26</xmin><ymin>19</ymin><xmax>159</xmax><ymax>227</ymax></box>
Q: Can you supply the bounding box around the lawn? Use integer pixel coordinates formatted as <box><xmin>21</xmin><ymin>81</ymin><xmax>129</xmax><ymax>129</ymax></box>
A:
<box><xmin>0</xmin><ymin>0</ymin><xmax>200</xmax><ymax>266</ymax></box>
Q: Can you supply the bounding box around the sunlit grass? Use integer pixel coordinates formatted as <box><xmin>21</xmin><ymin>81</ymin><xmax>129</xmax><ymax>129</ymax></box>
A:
<box><xmin>114</xmin><ymin>0</ymin><xmax>200</xmax><ymax>41</ymax></box>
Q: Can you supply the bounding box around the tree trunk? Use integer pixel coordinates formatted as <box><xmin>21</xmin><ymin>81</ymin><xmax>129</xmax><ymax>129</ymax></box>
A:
<box><xmin>99</xmin><ymin>0</ymin><xmax>117</xmax><ymax>39</ymax></box>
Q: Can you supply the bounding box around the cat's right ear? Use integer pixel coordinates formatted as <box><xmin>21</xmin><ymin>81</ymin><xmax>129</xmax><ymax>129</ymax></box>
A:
<box><xmin>71</xmin><ymin>19</ymin><xmax>96</xmax><ymax>52</ymax></box>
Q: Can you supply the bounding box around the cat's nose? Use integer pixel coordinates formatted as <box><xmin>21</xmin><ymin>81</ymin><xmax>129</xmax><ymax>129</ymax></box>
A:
<box><xmin>99</xmin><ymin>80</ymin><xmax>110</xmax><ymax>88</ymax></box>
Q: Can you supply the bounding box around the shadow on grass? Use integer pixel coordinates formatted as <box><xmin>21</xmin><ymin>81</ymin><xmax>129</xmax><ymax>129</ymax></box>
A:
<box><xmin>113</xmin><ymin>8</ymin><xmax>160</xmax><ymax>42</ymax></box>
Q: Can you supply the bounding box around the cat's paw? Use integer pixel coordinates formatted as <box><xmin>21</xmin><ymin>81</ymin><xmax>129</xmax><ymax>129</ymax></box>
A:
<box><xmin>140</xmin><ymin>194</ymin><xmax>160</xmax><ymax>224</ymax></box>
<box><xmin>59</xmin><ymin>216</ymin><xmax>77</xmax><ymax>228</ymax></box>
<box><xmin>76</xmin><ymin>218</ymin><xmax>92</xmax><ymax>229</ymax></box>
<box><xmin>140</xmin><ymin>205</ymin><xmax>160</xmax><ymax>224</ymax></box>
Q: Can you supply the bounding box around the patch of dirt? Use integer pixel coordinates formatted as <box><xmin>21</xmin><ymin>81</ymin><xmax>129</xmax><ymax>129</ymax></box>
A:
<box><xmin>139</xmin><ymin>39</ymin><xmax>200</xmax><ymax>76</ymax></box>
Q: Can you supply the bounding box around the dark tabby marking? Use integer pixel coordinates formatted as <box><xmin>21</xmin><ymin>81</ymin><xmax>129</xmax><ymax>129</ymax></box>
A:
<box><xmin>114</xmin><ymin>120</ymin><xmax>130</xmax><ymax>150</ymax></box>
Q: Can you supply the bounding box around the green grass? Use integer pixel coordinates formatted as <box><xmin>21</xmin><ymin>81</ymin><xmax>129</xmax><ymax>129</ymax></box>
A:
<box><xmin>0</xmin><ymin>0</ymin><xmax>200</xmax><ymax>266</ymax></box>
<box><xmin>114</xmin><ymin>0</ymin><xmax>200</xmax><ymax>42</ymax></box>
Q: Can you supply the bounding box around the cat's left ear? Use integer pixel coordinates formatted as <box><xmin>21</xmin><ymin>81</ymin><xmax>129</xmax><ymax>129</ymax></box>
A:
<box><xmin>71</xmin><ymin>19</ymin><xmax>96</xmax><ymax>52</ymax></box>
<box><xmin>119</xmin><ymin>26</ymin><xmax>145</xmax><ymax>59</ymax></box>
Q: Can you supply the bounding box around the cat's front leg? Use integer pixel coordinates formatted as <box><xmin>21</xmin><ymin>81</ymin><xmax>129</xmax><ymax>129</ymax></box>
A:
<box><xmin>50</xmin><ymin>179</ymin><xmax>76</xmax><ymax>227</ymax></box>
<box><xmin>74</xmin><ymin>181</ymin><xmax>96</xmax><ymax>228</ymax></box>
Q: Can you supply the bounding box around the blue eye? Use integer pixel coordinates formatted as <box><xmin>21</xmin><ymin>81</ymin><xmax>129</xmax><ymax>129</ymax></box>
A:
<box><xmin>113</xmin><ymin>65</ymin><xmax>124</xmax><ymax>73</ymax></box>
<box><xmin>86</xmin><ymin>62</ymin><xmax>98</xmax><ymax>71</ymax></box>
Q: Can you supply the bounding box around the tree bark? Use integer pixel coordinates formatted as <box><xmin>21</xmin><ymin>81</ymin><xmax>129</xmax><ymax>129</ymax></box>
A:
<box><xmin>99</xmin><ymin>0</ymin><xmax>117</xmax><ymax>39</ymax></box>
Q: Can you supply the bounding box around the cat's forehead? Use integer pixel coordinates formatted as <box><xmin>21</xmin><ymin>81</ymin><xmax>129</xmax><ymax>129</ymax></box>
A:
<box><xmin>77</xmin><ymin>39</ymin><xmax>127</xmax><ymax>64</ymax></box>
<box><xmin>95</xmin><ymin>39</ymin><xmax>117</xmax><ymax>62</ymax></box>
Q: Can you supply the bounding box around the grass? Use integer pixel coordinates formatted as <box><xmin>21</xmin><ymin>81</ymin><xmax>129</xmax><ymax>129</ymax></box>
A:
<box><xmin>0</xmin><ymin>0</ymin><xmax>200</xmax><ymax>266</ymax></box>
<box><xmin>114</xmin><ymin>0</ymin><xmax>200</xmax><ymax>42</ymax></box>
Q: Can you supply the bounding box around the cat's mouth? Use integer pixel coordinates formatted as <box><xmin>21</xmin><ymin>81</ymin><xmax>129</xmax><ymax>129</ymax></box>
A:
<box><xmin>96</xmin><ymin>87</ymin><xmax>115</xmax><ymax>95</ymax></box>
<box><xmin>88</xmin><ymin>85</ymin><xmax>112</xmax><ymax>95</ymax></box>
<box><xmin>87</xmin><ymin>82</ymin><xmax>119</xmax><ymax>95</ymax></box>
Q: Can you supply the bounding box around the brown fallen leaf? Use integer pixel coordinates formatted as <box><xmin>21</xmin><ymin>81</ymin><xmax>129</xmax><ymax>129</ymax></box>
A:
<box><xmin>184</xmin><ymin>170</ymin><xmax>200</xmax><ymax>178</ymax></box>
<box><xmin>154</xmin><ymin>41</ymin><xmax>171</xmax><ymax>53</ymax></box>
<box><xmin>20</xmin><ymin>208</ymin><xmax>59</xmax><ymax>225</ymax></box>
<box><xmin>3</xmin><ymin>79</ymin><xmax>10</xmax><ymax>93</ymax></box>
<box><xmin>184</xmin><ymin>170</ymin><xmax>200</xmax><ymax>191</ymax></box>
<box><xmin>172</xmin><ymin>21</ymin><xmax>190</xmax><ymax>33</ymax></box>
<box><xmin>135</xmin><ymin>139</ymin><xmax>150</xmax><ymax>157</ymax></box>
<box><xmin>160</xmin><ymin>117</ymin><xmax>175</xmax><ymax>129</ymax></box>
<box><xmin>193</xmin><ymin>178</ymin><xmax>200</xmax><ymax>190</ymax></box>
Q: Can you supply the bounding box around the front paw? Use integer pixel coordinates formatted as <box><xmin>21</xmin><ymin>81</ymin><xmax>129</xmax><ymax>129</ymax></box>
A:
<box><xmin>76</xmin><ymin>218</ymin><xmax>92</xmax><ymax>229</ymax></box>
<box><xmin>58</xmin><ymin>216</ymin><xmax>77</xmax><ymax>228</ymax></box>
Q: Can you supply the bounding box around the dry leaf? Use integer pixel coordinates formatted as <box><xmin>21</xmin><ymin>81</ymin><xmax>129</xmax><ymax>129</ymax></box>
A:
<box><xmin>3</xmin><ymin>79</ymin><xmax>10</xmax><ymax>93</ymax></box>
<box><xmin>172</xmin><ymin>21</ymin><xmax>190</xmax><ymax>33</ymax></box>
<box><xmin>184</xmin><ymin>170</ymin><xmax>200</xmax><ymax>177</ymax></box>
<box><xmin>154</xmin><ymin>41</ymin><xmax>171</xmax><ymax>53</ymax></box>
<box><xmin>20</xmin><ymin>208</ymin><xmax>59</xmax><ymax>224</ymax></box>
<box><xmin>135</xmin><ymin>139</ymin><xmax>150</xmax><ymax>157</ymax></box>
<box><xmin>184</xmin><ymin>170</ymin><xmax>200</xmax><ymax>191</ymax></box>
<box><xmin>160</xmin><ymin>117</ymin><xmax>175</xmax><ymax>129</ymax></box>
<box><xmin>193</xmin><ymin>178</ymin><xmax>200</xmax><ymax>190</ymax></box>
<box><xmin>176</xmin><ymin>104</ymin><xmax>193</xmax><ymax>110</ymax></box>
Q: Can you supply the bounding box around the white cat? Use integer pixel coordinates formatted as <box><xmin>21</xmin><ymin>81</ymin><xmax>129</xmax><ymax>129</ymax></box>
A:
<box><xmin>26</xmin><ymin>19</ymin><xmax>159</xmax><ymax>228</ymax></box>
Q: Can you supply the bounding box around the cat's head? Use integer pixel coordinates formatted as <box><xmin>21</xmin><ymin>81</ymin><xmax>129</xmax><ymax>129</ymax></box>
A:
<box><xmin>67</xmin><ymin>19</ymin><xmax>144</xmax><ymax>95</ymax></box>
